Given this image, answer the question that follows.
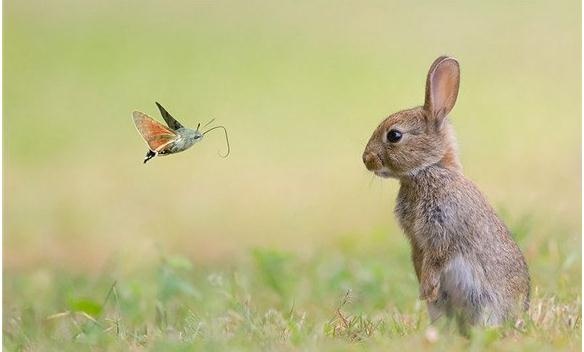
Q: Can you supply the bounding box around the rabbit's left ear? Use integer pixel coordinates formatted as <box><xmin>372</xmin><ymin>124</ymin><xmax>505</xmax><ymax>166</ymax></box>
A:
<box><xmin>423</xmin><ymin>56</ymin><xmax>460</xmax><ymax>124</ymax></box>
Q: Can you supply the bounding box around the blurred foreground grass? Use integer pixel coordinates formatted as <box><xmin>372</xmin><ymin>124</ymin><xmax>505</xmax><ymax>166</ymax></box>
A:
<box><xmin>4</xmin><ymin>239</ymin><xmax>581</xmax><ymax>350</ymax></box>
<box><xmin>4</xmin><ymin>214</ymin><xmax>582</xmax><ymax>350</ymax></box>
<box><xmin>3</xmin><ymin>0</ymin><xmax>581</xmax><ymax>350</ymax></box>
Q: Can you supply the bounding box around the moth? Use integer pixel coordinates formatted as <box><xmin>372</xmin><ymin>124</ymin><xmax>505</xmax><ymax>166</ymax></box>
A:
<box><xmin>132</xmin><ymin>102</ymin><xmax>230</xmax><ymax>164</ymax></box>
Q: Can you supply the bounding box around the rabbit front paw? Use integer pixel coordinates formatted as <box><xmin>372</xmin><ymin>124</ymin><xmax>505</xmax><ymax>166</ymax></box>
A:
<box><xmin>420</xmin><ymin>279</ymin><xmax>440</xmax><ymax>302</ymax></box>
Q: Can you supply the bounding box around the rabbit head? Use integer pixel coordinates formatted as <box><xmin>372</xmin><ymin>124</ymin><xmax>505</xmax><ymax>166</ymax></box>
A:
<box><xmin>363</xmin><ymin>56</ymin><xmax>461</xmax><ymax>179</ymax></box>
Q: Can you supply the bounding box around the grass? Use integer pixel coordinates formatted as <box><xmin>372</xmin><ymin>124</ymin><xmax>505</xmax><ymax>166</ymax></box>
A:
<box><xmin>3</xmin><ymin>216</ymin><xmax>582</xmax><ymax>350</ymax></box>
<box><xmin>4</xmin><ymin>240</ymin><xmax>581</xmax><ymax>351</ymax></box>
<box><xmin>3</xmin><ymin>0</ymin><xmax>581</xmax><ymax>350</ymax></box>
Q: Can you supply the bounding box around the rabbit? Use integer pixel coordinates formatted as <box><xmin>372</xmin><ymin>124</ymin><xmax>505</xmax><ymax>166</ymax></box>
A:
<box><xmin>362</xmin><ymin>56</ymin><xmax>530</xmax><ymax>326</ymax></box>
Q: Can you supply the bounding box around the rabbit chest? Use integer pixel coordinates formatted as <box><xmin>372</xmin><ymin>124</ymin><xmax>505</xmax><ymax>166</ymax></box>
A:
<box><xmin>394</xmin><ymin>169</ymin><xmax>459</xmax><ymax>251</ymax></box>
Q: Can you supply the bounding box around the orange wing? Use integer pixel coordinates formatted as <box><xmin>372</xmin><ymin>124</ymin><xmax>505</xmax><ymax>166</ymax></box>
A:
<box><xmin>132</xmin><ymin>111</ymin><xmax>177</xmax><ymax>152</ymax></box>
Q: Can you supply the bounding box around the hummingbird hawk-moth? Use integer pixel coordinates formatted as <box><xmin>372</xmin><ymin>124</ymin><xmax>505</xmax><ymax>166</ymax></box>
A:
<box><xmin>132</xmin><ymin>102</ymin><xmax>230</xmax><ymax>164</ymax></box>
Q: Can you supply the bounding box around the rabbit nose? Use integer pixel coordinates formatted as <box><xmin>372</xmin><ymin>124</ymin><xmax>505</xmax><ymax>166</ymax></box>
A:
<box><xmin>363</xmin><ymin>152</ymin><xmax>382</xmax><ymax>171</ymax></box>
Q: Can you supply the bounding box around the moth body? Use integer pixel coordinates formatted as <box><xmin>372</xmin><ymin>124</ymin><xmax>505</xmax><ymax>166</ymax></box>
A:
<box><xmin>158</xmin><ymin>128</ymin><xmax>203</xmax><ymax>156</ymax></box>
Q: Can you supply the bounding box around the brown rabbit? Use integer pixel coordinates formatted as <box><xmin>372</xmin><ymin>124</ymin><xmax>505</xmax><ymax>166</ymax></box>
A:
<box><xmin>362</xmin><ymin>56</ymin><xmax>529</xmax><ymax>326</ymax></box>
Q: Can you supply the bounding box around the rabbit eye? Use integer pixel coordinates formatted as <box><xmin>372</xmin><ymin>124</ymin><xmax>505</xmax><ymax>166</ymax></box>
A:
<box><xmin>386</xmin><ymin>129</ymin><xmax>402</xmax><ymax>143</ymax></box>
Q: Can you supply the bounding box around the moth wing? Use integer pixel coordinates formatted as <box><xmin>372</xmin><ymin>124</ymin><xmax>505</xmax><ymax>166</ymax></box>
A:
<box><xmin>132</xmin><ymin>111</ymin><xmax>178</xmax><ymax>152</ymax></box>
<box><xmin>155</xmin><ymin>102</ymin><xmax>184</xmax><ymax>130</ymax></box>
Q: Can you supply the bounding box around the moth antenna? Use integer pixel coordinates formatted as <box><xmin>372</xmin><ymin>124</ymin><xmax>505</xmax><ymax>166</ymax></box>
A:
<box><xmin>196</xmin><ymin>123</ymin><xmax>201</xmax><ymax>131</ymax></box>
<box><xmin>202</xmin><ymin>125</ymin><xmax>230</xmax><ymax>158</ymax></box>
<box><xmin>202</xmin><ymin>118</ymin><xmax>216</xmax><ymax>129</ymax></box>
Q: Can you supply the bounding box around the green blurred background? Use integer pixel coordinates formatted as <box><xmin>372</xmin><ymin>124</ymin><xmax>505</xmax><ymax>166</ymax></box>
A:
<box><xmin>4</xmin><ymin>0</ymin><xmax>580</xmax><ymax>284</ymax></box>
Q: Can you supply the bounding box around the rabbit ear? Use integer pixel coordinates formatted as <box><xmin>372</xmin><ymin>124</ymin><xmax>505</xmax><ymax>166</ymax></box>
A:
<box><xmin>423</xmin><ymin>56</ymin><xmax>460</xmax><ymax>124</ymax></box>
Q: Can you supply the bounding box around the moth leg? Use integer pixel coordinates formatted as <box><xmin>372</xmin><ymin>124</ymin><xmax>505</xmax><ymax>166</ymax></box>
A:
<box><xmin>143</xmin><ymin>150</ymin><xmax>157</xmax><ymax>164</ymax></box>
